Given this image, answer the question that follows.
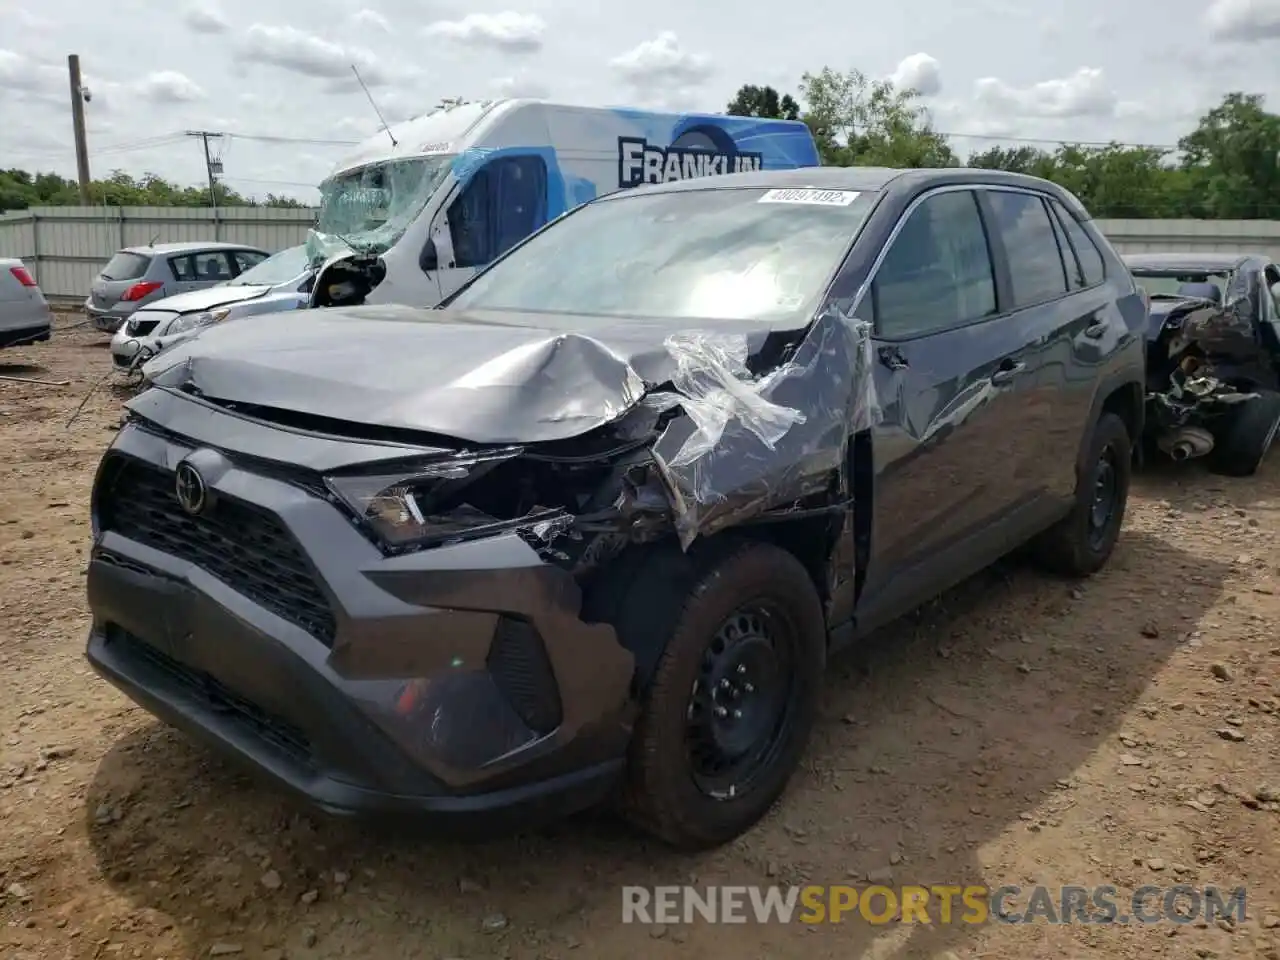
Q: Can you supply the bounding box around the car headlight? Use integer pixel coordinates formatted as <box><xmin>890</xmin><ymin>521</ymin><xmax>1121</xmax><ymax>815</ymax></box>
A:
<box><xmin>168</xmin><ymin>307</ymin><xmax>231</xmax><ymax>335</ymax></box>
<box><xmin>325</xmin><ymin>450</ymin><xmax>524</xmax><ymax>550</ymax></box>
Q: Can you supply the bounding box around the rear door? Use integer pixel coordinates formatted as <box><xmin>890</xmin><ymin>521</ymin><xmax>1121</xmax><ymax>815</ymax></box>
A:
<box><xmin>91</xmin><ymin>250</ymin><xmax>153</xmax><ymax>309</ymax></box>
<box><xmin>854</xmin><ymin>186</ymin><xmax>1034</xmax><ymax>629</ymax></box>
<box><xmin>977</xmin><ymin>187</ymin><xmax>1095</xmax><ymax>505</ymax></box>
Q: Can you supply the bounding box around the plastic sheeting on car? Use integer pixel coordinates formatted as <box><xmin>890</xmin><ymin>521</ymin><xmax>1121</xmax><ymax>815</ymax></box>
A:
<box><xmin>644</xmin><ymin>307</ymin><xmax>881</xmax><ymax>549</ymax></box>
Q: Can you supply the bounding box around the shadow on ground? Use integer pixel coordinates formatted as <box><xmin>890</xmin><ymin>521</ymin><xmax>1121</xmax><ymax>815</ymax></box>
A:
<box><xmin>83</xmin><ymin>529</ymin><xmax>1230</xmax><ymax>960</ymax></box>
<box><xmin>0</xmin><ymin>362</ymin><xmax>47</xmax><ymax>376</ymax></box>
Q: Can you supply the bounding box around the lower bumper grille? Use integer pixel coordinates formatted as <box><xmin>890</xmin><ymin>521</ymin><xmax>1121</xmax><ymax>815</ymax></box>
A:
<box><xmin>97</xmin><ymin>455</ymin><xmax>337</xmax><ymax>646</ymax></box>
<box><xmin>106</xmin><ymin>624</ymin><xmax>312</xmax><ymax>764</ymax></box>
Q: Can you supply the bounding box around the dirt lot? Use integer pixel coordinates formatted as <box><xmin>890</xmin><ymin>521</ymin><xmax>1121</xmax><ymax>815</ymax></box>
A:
<box><xmin>1</xmin><ymin>318</ymin><xmax>1278</xmax><ymax>960</ymax></box>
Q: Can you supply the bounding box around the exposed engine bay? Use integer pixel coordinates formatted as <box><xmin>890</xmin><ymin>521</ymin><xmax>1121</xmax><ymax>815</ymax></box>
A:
<box><xmin>1143</xmin><ymin>278</ymin><xmax>1277</xmax><ymax>462</ymax></box>
<box><xmin>310</xmin><ymin>255</ymin><xmax>385</xmax><ymax>309</ymax></box>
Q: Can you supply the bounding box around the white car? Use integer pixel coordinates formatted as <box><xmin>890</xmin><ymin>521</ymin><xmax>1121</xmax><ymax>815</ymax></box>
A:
<box><xmin>110</xmin><ymin>245</ymin><xmax>315</xmax><ymax>371</ymax></box>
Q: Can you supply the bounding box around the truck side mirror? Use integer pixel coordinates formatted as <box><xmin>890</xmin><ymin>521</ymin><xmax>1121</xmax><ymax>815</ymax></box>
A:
<box><xmin>419</xmin><ymin>238</ymin><xmax>438</xmax><ymax>273</ymax></box>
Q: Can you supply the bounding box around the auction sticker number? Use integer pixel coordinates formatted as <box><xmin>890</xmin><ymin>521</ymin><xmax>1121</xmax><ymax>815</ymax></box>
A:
<box><xmin>758</xmin><ymin>189</ymin><xmax>860</xmax><ymax>206</ymax></box>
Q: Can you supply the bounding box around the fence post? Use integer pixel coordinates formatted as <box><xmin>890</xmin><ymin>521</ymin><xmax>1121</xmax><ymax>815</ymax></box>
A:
<box><xmin>30</xmin><ymin>211</ymin><xmax>41</xmax><ymax>278</ymax></box>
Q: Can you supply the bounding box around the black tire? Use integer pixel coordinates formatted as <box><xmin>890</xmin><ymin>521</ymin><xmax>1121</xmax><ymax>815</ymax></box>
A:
<box><xmin>1209</xmin><ymin>389</ymin><xmax>1280</xmax><ymax>477</ymax></box>
<box><xmin>618</xmin><ymin>540</ymin><xmax>826</xmax><ymax>850</ymax></box>
<box><xmin>1032</xmin><ymin>411</ymin><xmax>1132</xmax><ymax>577</ymax></box>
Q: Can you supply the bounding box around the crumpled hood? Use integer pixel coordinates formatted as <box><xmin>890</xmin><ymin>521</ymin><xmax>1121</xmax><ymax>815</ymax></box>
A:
<box><xmin>142</xmin><ymin>304</ymin><xmax>781</xmax><ymax>444</ymax></box>
<box><xmin>145</xmin><ymin>285</ymin><xmax>273</xmax><ymax>315</ymax></box>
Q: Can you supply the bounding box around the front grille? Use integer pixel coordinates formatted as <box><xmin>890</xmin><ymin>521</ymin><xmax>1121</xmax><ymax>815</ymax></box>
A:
<box><xmin>97</xmin><ymin>455</ymin><xmax>337</xmax><ymax>646</ymax></box>
<box><xmin>126</xmin><ymin>319</ymin><xmax>160</xmax><ymax>336</ymax></box>
<box><xmin>112</xmin><ymin>353</ymin><xmax>132</xmax><ymax>369</ymax></box>
<box><xmin>486</xmin><ymin>617</ymin><xmax>562</xmax><ymax>734</ymax></box>
<box><xmin>106</xmin><ymin>624</ymin><xmax>312</xmax><ymax>764</ymax></box>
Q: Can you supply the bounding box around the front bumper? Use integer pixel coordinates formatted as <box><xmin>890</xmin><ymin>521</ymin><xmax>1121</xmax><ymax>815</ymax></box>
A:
<box><xmin>85</xmin><ymin>413</ymin><xmax>635</xmax><ymax>829</ymax></box>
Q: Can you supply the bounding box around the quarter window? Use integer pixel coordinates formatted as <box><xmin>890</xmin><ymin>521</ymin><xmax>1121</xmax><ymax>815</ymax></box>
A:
<box><xmin>986</xmin><ymin>191</ymin><xmax>1068</xmax><ymax>308</ymax></box>
<box><xmin>873</xmin><ymin>190</ymin><xmax>997</xmax><ymax>338</ymax></box>
<box><xmin>1050</xmin><ymin>200</ymin><xmax>1105</xmax><ymax>287</ymax></box>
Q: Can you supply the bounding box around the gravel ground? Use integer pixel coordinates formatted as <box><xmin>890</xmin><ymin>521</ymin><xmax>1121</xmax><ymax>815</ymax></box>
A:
<box><xmin>1</xmin><ymin>318</ymin><xmax>1278</xmax><ymax>960</ymax></box>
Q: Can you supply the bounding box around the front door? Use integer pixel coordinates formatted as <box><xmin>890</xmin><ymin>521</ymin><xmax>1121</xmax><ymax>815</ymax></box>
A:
<box><xmin>434</xmin><ymin>154</ymin><xmax>550</xmax><ymax>300</ymax></box>
<box><xmin>851</xmin><ymin>188</ymin><xmax>1032</xmax><ymax>632</ymax></box>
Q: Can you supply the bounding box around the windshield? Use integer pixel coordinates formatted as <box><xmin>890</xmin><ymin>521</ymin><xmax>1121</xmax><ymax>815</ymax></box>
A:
<box><xmin>449</xmin><ymin>187</ymin><xmax>878</xmax><ymax>324</ymax></box>
<box><xmin>228</xmin><ymin>245</ymin><xmax>310</xmax><ymax>286</ymax></box>
<box><xmin>1131</xmin><ymin>270</ymin><xmax>1232</xmax><ymax>299</ymax></box>
<box><xmin>314</xmin><ymin>155</ymin><xmax>454</xmax><ymax>255</ymax></box>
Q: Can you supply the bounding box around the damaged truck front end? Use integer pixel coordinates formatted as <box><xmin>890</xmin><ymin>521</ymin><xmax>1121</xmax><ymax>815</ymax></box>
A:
<box><xmin>1140</xmin><ymin>265</ymin><xmax>1280</xmax><ymax>475</ymax></box>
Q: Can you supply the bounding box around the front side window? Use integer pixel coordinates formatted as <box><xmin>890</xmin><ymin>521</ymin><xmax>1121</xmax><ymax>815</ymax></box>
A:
<box><xmin>192</xmin><ymin>251</ymin><xmax>232</xmax><ymax>281</ymax></box>
<box><xmin>873</xmin><ymin>190</ymin><xmax>997</xmax><ymax>338</ymax></box>
<box><xmin>986</xmin><ymin>191</ymin><xmax>1069</xmax><ymax>309</ymax></box>
<box><xmin>228</xmin><ymin>245</ymin><xmax>310</xmax><ymax>287</ymax></box>
<box><xmin>447</xmin><ymin>155</ymin><xmax>549</xmax><ymax>269</ymax></box>
<box><xmin>448</xmin><ymin>186</ymin><xmax>878</xmax><ymax>325</ymax></box>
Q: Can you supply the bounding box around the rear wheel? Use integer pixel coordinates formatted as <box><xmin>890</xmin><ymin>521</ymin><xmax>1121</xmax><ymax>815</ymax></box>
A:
<box><xmin>1209</xmin><ymin>389</ymin><xmax>1280</xmax><ymax>477</ymax></box>
<box><xmin>1033</xmin><ymin>412</ymin><xmax>1132</xmax><ymax>577</ymax></box>
<box><xmin>619</xmin><ymin>541</ymin><xmax>826</xmax><ymax>850</ymax></box>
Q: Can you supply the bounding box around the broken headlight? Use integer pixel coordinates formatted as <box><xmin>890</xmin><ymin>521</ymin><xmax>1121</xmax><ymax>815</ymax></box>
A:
<box><xmin>324</xmin><ymin>451</ymin><xmax>520</xmax><ymax>549</ymax></box>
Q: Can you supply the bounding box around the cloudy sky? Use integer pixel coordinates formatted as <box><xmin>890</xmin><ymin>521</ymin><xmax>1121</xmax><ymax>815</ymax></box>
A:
<box><xmin>2</xmin><ymin>0</ymin><xmax>1279</xmax><ymax>203</ymax></box>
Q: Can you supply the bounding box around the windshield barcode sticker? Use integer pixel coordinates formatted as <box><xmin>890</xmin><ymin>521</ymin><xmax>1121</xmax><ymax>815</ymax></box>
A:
<box><xmin>758</xmin><ymin>189</ymin><xmax>860</xmax><ymax>206</ymax></box>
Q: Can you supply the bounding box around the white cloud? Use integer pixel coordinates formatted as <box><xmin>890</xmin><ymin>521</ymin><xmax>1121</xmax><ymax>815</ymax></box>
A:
<box><xmin>490</xmin><ymin>74</ymin><xmax>551</xmax><ymax>99</ymax></box>
<box><xmin>136</xmin><ymin>70</ymin><xmax>206</xmax><ymax>104</ymax></box>
<box><xmin>423</xmin><ymin>12</ymin><xmax>545</xmax><ymax>53</ymax></box>
<box><xmin>973</xmin><ymin>67</ymin><xmax>1118</xmax><ymax>119</ymax></box>
<box><xmin>0</xmin><ymin>50</ymin><xmax>61</xmax><ymax>96</ymax></box>
<box><xmin>610</xmin><ymin>32</ymin><xmax>714</xmax><ymax>89</ymax></box>
<box><xmin>183</xmin><ymin>2</ymin><xmax>229</xmax><ymax>34</ymax></box>
<box><xmin>891</xmin><ymin>53</ymin><xmax>942</xmax><ymax>97</ymax></box>
<box><xmin>352</xmin><ymin>8</ymin><xmax>391</xmax><ymax>33</ymax></box>
<box><xmin>1205</xmin><ymin>0</ymin><xmax>1280</xmax><ymax>41</ymax></box>
<box><xmin>237</xmin><ymin>24</ymin><xmax>391</xmax><ymax>87</ymax></box>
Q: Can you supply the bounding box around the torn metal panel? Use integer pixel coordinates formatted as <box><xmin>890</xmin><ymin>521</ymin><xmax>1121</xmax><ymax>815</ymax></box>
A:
<box><xmin>647</xmin><ymin>310</ymin><xmax>880</xmax><ymax>549</ymax></box>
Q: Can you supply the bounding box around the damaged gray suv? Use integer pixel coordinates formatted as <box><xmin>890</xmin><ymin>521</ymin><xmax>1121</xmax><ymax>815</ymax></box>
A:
<box><xmin>85</xmin><ymin>168</ymin><xmax>1147</xmax><ymax>850</ymax></box>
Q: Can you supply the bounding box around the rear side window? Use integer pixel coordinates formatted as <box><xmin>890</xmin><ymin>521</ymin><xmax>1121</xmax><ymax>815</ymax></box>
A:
<box><xmin>1047</xmin><ymin>205</ymin><xmax>1084</xmax><ymax>289</ymax></box>
<box><xmin>985</xmin><ymin>191</ymin><xmax>1069</xmax><ymax>309</ymax></box>
<box><xmin>873</xmin><ymin>190</ymin><xmax>997</xmax><ymax>338</ymax></box>
<box><xmin>101</xmin><ymin>251</ymin><xmax>151</xmax><ymax>281</ymax></box>
<box><xmin>448</xmin><ymin>155</ymin><xmax>549</xmax><ymax>269</ymax></box>
<box><xmin>1050</xmin><ymin>200</ymin><xmax>1105</xmax><ymax>287</ymax></box>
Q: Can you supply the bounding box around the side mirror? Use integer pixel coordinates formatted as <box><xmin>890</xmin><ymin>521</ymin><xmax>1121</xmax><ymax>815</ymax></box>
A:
<box><xmin>419</xmin><ymin>237</ymin><xmax>438</xmax><ymax>273</ymax></box>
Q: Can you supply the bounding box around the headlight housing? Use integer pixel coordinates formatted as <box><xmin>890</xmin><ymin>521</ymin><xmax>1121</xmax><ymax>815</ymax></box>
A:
<box><xmin>168</xmin><ymin>306</ymin><xmax>231</xmax><ymax>335</ymax></box>
<box><xmin>325</xmin><ymin>450</ymin><xmax>535</xmax><ymax>551</ymax></box>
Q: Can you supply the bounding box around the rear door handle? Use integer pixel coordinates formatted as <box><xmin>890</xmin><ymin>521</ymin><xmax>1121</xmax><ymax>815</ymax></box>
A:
<box><xmin>990</xmin><ymin>360</ymin><xmax>1025</xmax><ymax>386</ymax></box>
<box><xmin>1084</xmin><ymin>320</ymin><xmax>1108</xmax><ymax>339</ymax></box>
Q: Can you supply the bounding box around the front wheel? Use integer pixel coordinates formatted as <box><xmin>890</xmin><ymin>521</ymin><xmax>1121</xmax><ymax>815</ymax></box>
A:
<box><xmin>1209</xmin><ymin>389</ymin><xmax>1280</xmax><ymax>477</ymax></box>
<box><xmin>620</xmin><ymin>541</ymin><xmax>826</xmax><ymax>850</ymax></box>
<box><xmin>1032</xmin><ymin>411</ymin><xmax>1132</xmax><ymax>577</ymax></box>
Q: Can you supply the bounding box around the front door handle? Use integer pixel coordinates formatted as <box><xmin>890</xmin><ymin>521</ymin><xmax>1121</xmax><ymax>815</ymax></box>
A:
<box><xmin>1084</xmin><ymin>320</ymin><xmax>1108</xmax><ymax>339</ymax></box>
<box><xmin>990</xmin><ymin>360</ymin><xmax>1025</xmax><ymax>386</ymax></box>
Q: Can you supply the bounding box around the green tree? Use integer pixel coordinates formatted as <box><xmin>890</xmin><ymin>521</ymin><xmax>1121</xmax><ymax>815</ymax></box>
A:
<box><xmin>1178</xmin><ymin>92</ymin><xmax>1280</xmax><ymax>219</ymax></box>
<box><xmin>726</xmin><ymin>84</ymin><xmax>800</xmax><ymax>120</ymax></box>
<box><xmin>797</xmin><ymin>66</ymin><xmax>955</xmax><ymax>168</ymax></box>
<box><xmin>0</xmin><ymin>168</ymin><xmax>306</xmax><ymax>213</ymax></box>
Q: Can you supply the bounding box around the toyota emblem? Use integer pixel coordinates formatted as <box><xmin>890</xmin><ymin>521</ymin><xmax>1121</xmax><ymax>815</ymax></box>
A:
<box><xmin>174</xmin><ymin>461</ymin><xmax>207</xmax><ymax>515</ymax></box>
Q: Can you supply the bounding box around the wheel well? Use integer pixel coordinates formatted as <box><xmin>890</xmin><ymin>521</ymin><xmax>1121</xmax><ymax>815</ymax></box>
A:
<box><xmin>1101</xmin><ymin>381</ymin><xmax>1143</xmax><ymax>448</ymax></box>
<box><xmin>734</xmin><ymin>515</ymin><xmax>839</xmax><ymax>607</ymax></box>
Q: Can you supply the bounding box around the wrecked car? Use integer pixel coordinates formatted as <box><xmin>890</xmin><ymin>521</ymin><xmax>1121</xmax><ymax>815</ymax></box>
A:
<box><xmin>109</xmin><ymin>244</ymin><xmax>317</xmax><ymax>373</ymax></box>
<box><xmin>1126</xmin><ymin>252</ymin><xmax>1280</xmax><ymax>476</ymax></box>
<box><xmin>305</xmin><ymin>97</ymin><xmax>820</xmax><ymax>310</ymax></box>
<box><xmin>85</xmin><ymin>167</ymin><xmax>1146</xmax><ymax>850</ymax></box>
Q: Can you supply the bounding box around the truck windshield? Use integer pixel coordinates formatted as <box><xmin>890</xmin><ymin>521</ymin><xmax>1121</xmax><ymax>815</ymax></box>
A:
<box><xmin>315</xmin><ymin>155</ymin><xmax>454</xmax><ymax>255</ymax></box>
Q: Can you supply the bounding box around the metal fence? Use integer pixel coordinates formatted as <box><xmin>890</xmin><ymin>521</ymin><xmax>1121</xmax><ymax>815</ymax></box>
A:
<box><xmin>0</xmin><ymin>205</ymin><xmax>317</xmax><ymax>302</ymax></box>
<box><xmin>5</xmin><ymin>204</ymin><xmax>1280</xmax><ymax>303</ymax></box>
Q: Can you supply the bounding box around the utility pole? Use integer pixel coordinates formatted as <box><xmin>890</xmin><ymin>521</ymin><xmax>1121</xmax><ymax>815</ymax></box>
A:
<box><xmin>67</xmin><ymin>54</ymin><xmax>91</xmax><ymax>203</ymax></box>
<box><xmin>186</xmin><ymin>130</ymin><xmax>224</xmax><ymax>239</ymax></box>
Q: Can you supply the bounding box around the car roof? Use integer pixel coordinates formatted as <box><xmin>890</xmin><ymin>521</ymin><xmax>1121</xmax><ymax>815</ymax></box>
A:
<box><xmin>1123</xmin><ymin>252</ymin><xmax>1257</xmax><ymax>271</ymax></box>
<box><xmin>599</xmin><ymin>166</ymin><xmax>1091</xmax><ymax>213</ymax></box>
<box><xmin>118</xmin><ymin>241</ymin><xmax>264</xmax><ymax>256</ymax></box>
